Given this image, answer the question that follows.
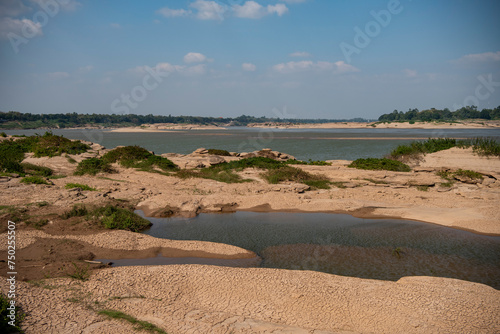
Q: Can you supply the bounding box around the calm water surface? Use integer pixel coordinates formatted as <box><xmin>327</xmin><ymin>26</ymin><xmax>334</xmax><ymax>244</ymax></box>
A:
<box><xmin>140</xmin><ymin>211</ymin><xmax>500</xmax><ymax>289</ymax></box>
<box><xmin>5</xmin><ymin>128</ymin><xmax>500</xmax><ymax>160</ymax></box>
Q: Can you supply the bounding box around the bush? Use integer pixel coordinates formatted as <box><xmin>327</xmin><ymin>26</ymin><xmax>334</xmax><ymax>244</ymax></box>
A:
<box><xmin>207</xmin><ymin>149</ymin><xmax>231</xmax><ymax>156</ymax></box>
<box><xmin>0</xmin><ymin>132</ymin><xmax>6</xmax><ymax>137</ymax></box>
<box><xmin>30</xmin><ymin>132</ymin><xmax>89</xmax><ymax>157</ymax></box>
<box><xmin>20</xmin><ymin>176</ymin><xmax>49</xmax><ymax>185</ymax></box>
<box><xmin>261</xmin><ymin>165</ymin><xmax>331</xmax><ymax>189</ymax></box>
<box><xmin>65</xmin><ymin>183</ymin><xmax>96</xmax><ymax>191</ymax></box>
<box><xmin>348</xmin><ymin>158</ymin><xmax>411</xmax><ymax>172</ymax></box>
<box><xmin>25</xmin><ymin>218</ymin><xmax>49</xmax><ymax>229</ymax></box>
<box><xmin>1</xmin><ymin>293</ymin><xmax>25</xmax><ymax>333</ymax></box>
<box><xmin>102</xmin><ymin>146</ymin><xmax>178</xmax><ymax>172</ymax></box>
<box><xmin>91</xmin><ymin>205</ymin><xmax>151</xmax><ymax>232</ymax></box>
<box><xmin>74</xmin><ymin>158</ymin><xmax>114</xmax><ymax>176</ymax></box>
<box><xmin>0</xmin><ymin>140</ymin><xmax>26</xmax><ymax>174</ymax></box>
<box><xmin>390</xmin><ymin>137</ymin><xmax>500</xmax><ymax>160</ymax></box>
<box><xmin>20</xmin><ymin>163</ymin><xmax>53</xmax><ymax>177</ymax></box>
<box><xmin>61</xmin><ymin>204</ymin><xmax>88</xmax><ymax>219</ymax></box>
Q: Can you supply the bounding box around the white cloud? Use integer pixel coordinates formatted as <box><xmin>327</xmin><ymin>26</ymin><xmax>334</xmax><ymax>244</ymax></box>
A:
<box><xmin>184</xmin><ymin>64</ymin><xmax>206</xmax><ymax>75</ymax></box>
<box><xmin>184</xmin><ymin>52</ymin><xmax>207</xmax><ymax>64</ymax></box>
<box><xmin>290</xmin><ymin>51</ymin><xmax>311</xmax><ymax>58</ymax></box>
<box><xmin>273</xmin><ymin>60</ymin><xmax>359</xmax><ymax>74</ymax></box>
<box><xmin>267</xmin><ymin>4</ymin><xmax>288</xmax><ymax>16</ymax></box>
<box><xmin>130</xmin><ymin>63</ymin><xmax>184</xmax><ymax>76</ymax></box>
<box><xmin>0</xmin><ymin>17</ymin><xmax>42</xmax><ymax>40</ymax></box>
<box><xmin>156</xmin><ymin>7</ymin><xmax>192</xmax><ymax>18</ymax></box>
<box><xmin>233</xmin><ymin>1</ymin><xmax>265</xmax><ymax>19</ymax></box>
<box><xmin>242</xmin><ymin>63</ymin><xmax>257</xmax><ymax>71</ymax></box>
<box><xmin>48</xmin><ymin>72</ymin><xmax>70</xmax><ymax>79</ymax></box>
<box><xmin>402</xmin><ymin>69</ymin><xmax>417</xmax><ymax>78</ymax></box>
<box><xmin>233</xmin><ymin>1</ymin><xmax>288</xmax><ymax>19</ymax></box>
<box><xmin>129</xmin><ymin>62</ymin><xmax>206</xmax><ymax>77</ymax></box>
<box><xmin>190</xmin><ymin>0</ymin><xmax>226</xmax><ymax>20</ymax></box>
<box><xmin>155</xmin><ymin>1</ymin><xmax>288</xmax><ymax>21</ymax></box>
<box><xmin>333</xmin><ymin>61</ymin><xmax>360</xmax><ymax>74</ymax></box>
<box><xmin>109</xmin><ymin>23</ymin><xmax>121</xmax><ymax>29</ymax></box>
<box><xmin>453</xmin><ymin>51</ymin><xmax>500</xmax><ymax>64</ymax></box>
<box><xmin>0</xmin><ymin>0</ymin><xmax>31</xmax><ymax>17</ymax></box>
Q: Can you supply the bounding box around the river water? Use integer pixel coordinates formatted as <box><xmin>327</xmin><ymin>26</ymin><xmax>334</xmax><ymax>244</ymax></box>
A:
<box><xmin>4</xmin><ymin>127</ymin><xmax>499</xmax><ymax>161</ymax></box>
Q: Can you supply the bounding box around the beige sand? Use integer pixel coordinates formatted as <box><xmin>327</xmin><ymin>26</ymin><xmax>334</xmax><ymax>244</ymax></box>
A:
<box><xmin>2</xmin><ymin>266</ymin><xmax>498</xmax><ymax>333</ymax></box>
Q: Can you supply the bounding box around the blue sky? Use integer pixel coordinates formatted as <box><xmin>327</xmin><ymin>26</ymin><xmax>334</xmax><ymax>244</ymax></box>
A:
<box><xmin>0</xmin><ymin>0</ymin><xmax>499</xmax><ymax>119</ymax></box>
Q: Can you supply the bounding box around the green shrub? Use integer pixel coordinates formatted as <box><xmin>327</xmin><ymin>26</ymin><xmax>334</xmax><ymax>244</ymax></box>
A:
<box><xmin>348</xmin><ymin>158</ymin><xmax>411</xmax><ymax>172</ymax></box>
<box><xmin>0</xmin><ymin>293</ymin><xmax>25</xmax><ymax>333</ymax></box>
<box><xmin>0</xmin><ymin>132</ymin><xmax>6</xmax><ymax>137</ymax></box>
<box><xmin>261</xmin><ymin>166</ymin><xmax>331</xmax><ymax>189</ymax></box>
<box><xmin>20</xmin><ymin>176</ymin><xmax>49</xmax><ymax>185</ymax></box>
<box><xmin>0</xmin><ymin>139</ymin><xmax>26</xmax><ymax>174</ymax></box>
<box><xmin>207</xmin><ymin>149</ymin><xmax>231</xmax><ymax>156</ymax></box>
<box><xmin>102</xmin><ymin>146</ymin><xmax>178</xmax><ymax>172</ymax></box>
<box><xmin>25</xmin><ymin>218</ymin><xmax>49</xmax><ymax>229</ymax></box>
<box><xmin>74</xmin><ymin>158</ymin><xmax>114</xmax><ymax>176</ymax></box>
<box><xmin>391</xmin><ymin>137</ymin><xmax>500</xmax><ymax>160</ymax></box>
<box><xmin>91</xmin><ymin>205</ymin><xmax>151</xmax><ymax>232</ymax></box>
<box><xmin>61</xmin><ymin>204</ymin><xmax>88</xmax><ymax>219</ymax></box>
<box><xmin>30</xmin><ymin>132</ymin><xmax>89</xmax><ymax>157</ymax></box>
<box><xmin>65</xmin><ymin>183</ymin><xmax>96</xmax><ymax>191</ymax></box>
<box><xmin>20</xmin><ymin>163</ymin><xmax>53</xmax><ymax>177</ymax></box>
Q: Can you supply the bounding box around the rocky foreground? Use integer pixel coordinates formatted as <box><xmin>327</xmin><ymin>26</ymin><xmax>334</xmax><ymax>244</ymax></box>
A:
<box><xmin>1</xmin><ymin>141</ymin><xmax>499</xmax><ymax>333</ymax></box>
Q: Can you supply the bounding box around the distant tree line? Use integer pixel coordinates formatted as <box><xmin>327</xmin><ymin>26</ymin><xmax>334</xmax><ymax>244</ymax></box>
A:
<box><xmin>0</xmin><ymin>111</ymin><xmax>371</xmax><ymax>129</ymax></box>
<box><xmin>378</xmin><ymin>106</ymin><xmax>500</xmax><ymax>122</ymax></box>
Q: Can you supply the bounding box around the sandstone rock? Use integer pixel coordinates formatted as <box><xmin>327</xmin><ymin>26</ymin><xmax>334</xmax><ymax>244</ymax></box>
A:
<box><xmin>454</xmin><ymin>175</ymin><xmax>481</xmax><ymax>184</ymax></box>
<box><xmin>240</xmin><ymin>152</ymin><xmax>256</xmax><ymax>158</ymax></box>
<box><xmin>193</xmin><ymin>148</ymin><xmax>208</xmax><ymax>155</ymax></box>
<box><xmin>482</xmin><ymin>177</ymin><xmax>496</xmax><ymax>187</ymax></box>
<box><xmin>208</xmin><ymin>156</ymin><xmax>225</xmax><ymax>165</ymax></box>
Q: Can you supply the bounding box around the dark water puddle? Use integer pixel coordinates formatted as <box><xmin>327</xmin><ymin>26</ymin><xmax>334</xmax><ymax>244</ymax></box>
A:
<box><xmin>96</xmin><ymin>253</ymin><xmax>259</xmax><ymax>268</ymax></box>
<box><xmin>133</xmin><ymin>211</ymin><xmax>499</xmax><ymax>289</ymax></box>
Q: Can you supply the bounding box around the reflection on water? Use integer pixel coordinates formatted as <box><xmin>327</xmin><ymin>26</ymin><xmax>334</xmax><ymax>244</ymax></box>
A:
<box><xmin>140</xmin><ymin>211</ymin><xmax>500</xmax><ymax>289</ymax></box>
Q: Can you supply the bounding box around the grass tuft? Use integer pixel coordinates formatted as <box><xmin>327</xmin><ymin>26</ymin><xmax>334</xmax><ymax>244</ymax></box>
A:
<box><xmin>98</xmin><ymin>309</ymin><xmax>166</xmax><ymax>334</ymax></box>
<box><xmin>67</xmin><ymin>262</ymin><xmax>90</xmax><ymax>281</ymax></box>
<box><xmin>348</xmin><ymin>158</ymin><xmax>411</xmax><ymax>172</ymax></box>
<box><xmin>65</xmin><ymin>183</ymin><xmax>97</xmax><ymax>191</ymax></box>
<box><xmin>74</xmin><ymin>158</ymin><xmax>114</xmax><ymax>176</ymax></box>
<box><xmin>61</xmin><ymin>204</ymin><xmax>88</xmax><ymax>219</ymax></box>
<box><xmin>20</xmin><ymin>175</ymin><xmax>50</xmax><ymax>185</ymax></box>
<box><xmin>207</xmin><ymin>149</ymin><xmax>231</xmax><ymax>156</ymax></box>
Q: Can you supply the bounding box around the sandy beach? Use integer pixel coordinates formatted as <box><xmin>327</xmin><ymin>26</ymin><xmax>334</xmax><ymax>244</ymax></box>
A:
<box><xmin>1</xmin><ymin>141</ymin><xmax>499</xmax><ymax>333</ymax></box>
<box><xmin>247</xmin><ymin>120</ymin><xmax>500</xmax><ymax>129</ymax></box>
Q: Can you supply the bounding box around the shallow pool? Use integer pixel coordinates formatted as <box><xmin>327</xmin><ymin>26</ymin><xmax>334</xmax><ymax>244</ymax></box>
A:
<box><xmin>138</xmin><ymin>211</ymin><xmax>500</xmax><ymax>289</ymax></box>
